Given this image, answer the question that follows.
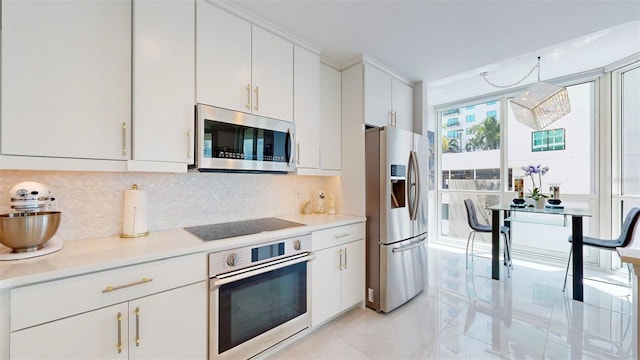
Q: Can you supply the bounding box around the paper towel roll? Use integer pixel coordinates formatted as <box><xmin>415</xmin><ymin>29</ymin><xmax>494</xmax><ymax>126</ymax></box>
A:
<box><xmin>121</xmin><ymin>184</ymin><xmax>149</xmax><ymax>238</ymax></box>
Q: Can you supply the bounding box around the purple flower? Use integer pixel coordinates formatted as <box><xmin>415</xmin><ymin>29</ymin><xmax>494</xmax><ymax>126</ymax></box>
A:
<box><xmin>521</xmin><ymin>164</ymin><xmax>550</xmax><ymax>199</ymax></box>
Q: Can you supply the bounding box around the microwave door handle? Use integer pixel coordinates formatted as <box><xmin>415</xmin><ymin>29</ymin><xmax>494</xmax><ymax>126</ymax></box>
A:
<box><xmin>287</xmin><ymin>129</ymin><xmax>295</xmax><ymax>166</ymax></box>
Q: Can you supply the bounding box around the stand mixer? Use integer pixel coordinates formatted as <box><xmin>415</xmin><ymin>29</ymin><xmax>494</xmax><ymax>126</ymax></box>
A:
<box><xmin>0</xmin><ymin>181</ymin><xmax>63</xmax><ymax>259</ymax></box>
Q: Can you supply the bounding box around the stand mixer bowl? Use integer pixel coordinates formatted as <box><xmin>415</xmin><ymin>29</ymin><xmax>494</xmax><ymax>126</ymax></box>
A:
<box><xmin>0</xmin><ymin>211</ymin><xmax>61</xmax><ymax>252</ymax></box>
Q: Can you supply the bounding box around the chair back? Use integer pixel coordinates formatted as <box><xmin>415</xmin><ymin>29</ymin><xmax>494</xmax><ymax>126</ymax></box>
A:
<box><xmin>618</xmin><ymin>207</ymin><xmax>640</xmax><ymax>247</ymax></box>
<box><xmin>464</xmin><ymin>199</ymin><xmax>484</xmax><ymax>231</ymax></box>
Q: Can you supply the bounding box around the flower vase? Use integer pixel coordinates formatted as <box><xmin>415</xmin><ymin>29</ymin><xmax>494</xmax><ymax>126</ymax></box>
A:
<box><xmin>534</xmin><ymin>198</ymin><xmax>546</xmax><ymax>209</ymax></box>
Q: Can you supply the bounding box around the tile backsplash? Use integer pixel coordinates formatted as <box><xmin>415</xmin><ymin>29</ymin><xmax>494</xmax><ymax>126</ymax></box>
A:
<box><xmin>0</xmin><ymin>170</ymin><xmax>326</xmax><ymax>241</ymax></box>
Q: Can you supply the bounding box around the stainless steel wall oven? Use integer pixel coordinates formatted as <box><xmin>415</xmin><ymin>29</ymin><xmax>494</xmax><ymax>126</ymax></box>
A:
<box><xmin>208</xmin><ymin>235</ymin><xmax>312</xmax><ymax>359</ymax></box>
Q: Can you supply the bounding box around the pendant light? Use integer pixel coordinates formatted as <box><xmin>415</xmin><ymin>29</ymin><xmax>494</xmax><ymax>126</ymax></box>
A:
<box><xmin>481</xmin><ymin>57</ymin><xmax>571</xmax><ymax>130</ymax></box>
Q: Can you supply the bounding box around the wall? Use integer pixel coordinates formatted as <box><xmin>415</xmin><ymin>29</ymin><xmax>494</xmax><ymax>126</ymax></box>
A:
<box><xmin>0</xmin><ymin>170</ymin><xmax>326</xmax><ymax>241</ymax></box>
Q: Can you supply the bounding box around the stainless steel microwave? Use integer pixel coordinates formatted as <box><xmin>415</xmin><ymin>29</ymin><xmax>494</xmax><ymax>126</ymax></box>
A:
<box><xmin>195</xmin><ymin>104</ymin><xmax>296</xmax><ymax>173</ymax></box>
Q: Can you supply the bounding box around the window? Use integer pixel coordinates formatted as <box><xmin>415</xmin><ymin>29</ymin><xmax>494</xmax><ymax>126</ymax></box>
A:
<box><xmin>466</xmin><ymin>114</ymin><xmax>475</xmax><ymax>123</ymax></box>
<box><xmin>486</xmin><ymin>110</ymin><xmax>497</xmax><ymax>118</ymax></box>
<box><xmin>531</xmin><ymin>128</ymin><xmax>566</xmax><ymax>152</ymax></box>
<box><xmin>446</xmin><ymin>117</ymin><xmax>459</xmax><ymax>126</ymax></box>
<box><xmin>441</xmin><ymin>203</ymin><xmax>449</xmax><ymax>220</ymax></box>
<box><xmin>443</xmin><ymin>109</ymin><xmax>459</xmax><ymax>115</ymax></box>
<box><xmin>621</xmin><ymin>66</ymin><xmax>640</xmax><ymax>195</ymax></box>
<box><xmin>447</xmin><ymin>130</ymin><xmax>460</xmax><ymax>138</ymax></box>
<box><xmin>466</xmin><ymin>105</ymin><xmax>475</xmax><ymax>110</ymax></box>
<box><xmin>487</xmin><ymin>101</ymin><xmax>497</xmax><ymax>106</ymax></box>
<box><xmin>441</xmin><ymin>100</ymin><xmax>501</xmax><ymax>186</ymax></box>
<box><xmin>508</xmin><ymin>82</ymin><xmax>594</xmax><ymax>195</ymax></box>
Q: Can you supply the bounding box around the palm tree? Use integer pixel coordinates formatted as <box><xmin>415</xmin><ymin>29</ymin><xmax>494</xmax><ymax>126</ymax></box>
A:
<box><xmin>470</xmin><ymin>116</ymin><xmax>500</xmax><ymax>150</ymax></box>
<box><xmin>447</xmin><ymin>139</ymin><xmax>459</xmax><ymax>152</ymax></box>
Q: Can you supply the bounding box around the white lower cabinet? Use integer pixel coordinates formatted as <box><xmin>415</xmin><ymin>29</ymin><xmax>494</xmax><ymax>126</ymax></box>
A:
<box><xmin>11</xmin><ymin>302</ymin><xmax>129</xmax><ymax>359</ymax></box>
<box><xmin>9</xmin><ymin>253</ymin><xmax>207</xmax><ymax>359</ymax></box>
<box><xmin>311</xmin><ymin>223</ymin><xmax>365</xmax><ymax>327</ymax></box>
<box><xmin>10</xmin><ymin>282</ymin><xmax>206</xmax><ymax>359</ymax></box>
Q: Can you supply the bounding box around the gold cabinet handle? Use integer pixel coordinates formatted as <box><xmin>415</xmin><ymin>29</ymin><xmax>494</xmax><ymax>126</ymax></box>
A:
<box><xmin>187</xmin><ymin>129</ymin><xmax>193</xmax><ymax>159</ymax></box>
<box><xmin>102</xmin><ymin>277</ymin><xmax>153</xmax><ymax>293</ymax></box>
<box><xmin>135</xmin><ymin>307</ymin><xmax>141</xmax><ymax>347</ymax></box>
<box><xmin>334</xmin><ymin>233</ymin><xmax>351</xmax><ymax>239</ymax></box>
<box><xmin>246</xmin><ymin>84</ymin><xmax>251</xmax><ymax>110</ymax></box>
<box><xmin>296</xmin><ymin>143</ymin><xmax>300</xmax><ymax>164</ymax></box>
<box><xmin>338</xmin><ymin>248</ymin><xmax>344</xmax><ymax>270</ymax></box>
<box><xmin>344</xmin><ymin>248</ymin><xmax>348</xmax><ymax>269</ymax></box>
<box><xmin>117</xmin><ymin>312</ymin><xmax>122</xmax><ymax>354</ymax></box>
<box><xmin>122</xmin><ymin>122</ymin><xmax>127</xmax><ymax>155</ymax></box>
<box><xmin>393</xmin><ymin>112</ymin><xmax>398</xmax><ymax>127</ymax></box>
<box><xmin>254</xmin><ymin>86</ymin><xmax>260</xmax><ymax>111</ymax></box>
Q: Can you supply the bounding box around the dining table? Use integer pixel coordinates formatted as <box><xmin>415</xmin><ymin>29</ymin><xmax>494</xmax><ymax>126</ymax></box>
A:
<box><xmin>487</xmin><ymin>204</ymin><xmax>592</xmax><ymax>302</ymax></box>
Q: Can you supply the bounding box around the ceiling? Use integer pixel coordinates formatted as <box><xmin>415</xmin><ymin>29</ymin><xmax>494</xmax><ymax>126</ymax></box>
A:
<box><xmin>230</xmin><ymin>0</ymin><xmax>640</xmax><ymax>105</ymax></box>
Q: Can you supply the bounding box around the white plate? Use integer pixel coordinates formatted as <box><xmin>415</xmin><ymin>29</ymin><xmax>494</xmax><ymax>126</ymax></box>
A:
<box><xmin>0</xmin><ymin>236</ymin><xmax>63</xmax><ymax>261</ymax></box>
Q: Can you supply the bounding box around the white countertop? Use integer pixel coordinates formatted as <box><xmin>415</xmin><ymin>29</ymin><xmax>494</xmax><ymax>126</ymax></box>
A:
<box><xmin>0</xmin><ymin>214</ymin><xmax>365</xmax><ymax>290</ymax></box>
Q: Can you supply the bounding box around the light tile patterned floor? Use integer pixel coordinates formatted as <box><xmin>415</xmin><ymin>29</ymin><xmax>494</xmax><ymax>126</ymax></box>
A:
<box><xmin>268</xmin><ymin>243</ymin><xmax>635</xmax><ymax>359</ymax></box>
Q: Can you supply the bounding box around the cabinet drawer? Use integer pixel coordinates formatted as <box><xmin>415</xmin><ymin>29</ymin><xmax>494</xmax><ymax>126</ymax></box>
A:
<box><xmin>10</xmin><ymin>252</ymin><xmax>205</xmax><ymax>331</ymax></box>
<box><xmin>311</xmin><ymin>222</ymin><xmax>365</xmax><ymax>251</ymax></box>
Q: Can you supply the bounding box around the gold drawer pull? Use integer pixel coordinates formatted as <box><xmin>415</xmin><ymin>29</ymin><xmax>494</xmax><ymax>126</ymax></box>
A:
<box><xmin>334</xmin><ymin>233</ymin><xmax>351</xmax><ymax>239</ymax></box>
<box><xmin>102</xmin><ymin>277</ymin><xmax>153</xmax><ymax>293</ymax></box>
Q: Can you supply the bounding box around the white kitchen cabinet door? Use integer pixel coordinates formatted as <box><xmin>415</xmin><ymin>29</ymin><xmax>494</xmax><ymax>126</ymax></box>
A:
<box><xmin>252</xmin><ymin>26</ymin><xmax>294</xmax><ymax>122</ymax></box>
<box><xmin>129</xmin><ymin>282</ymin><xmax>207</xmax><ymax>360</ymax></box>
<box><xmin>319</xmin><ymin>64</ymin><xmax>342</xmax><ymax>171</ymax></box>
<box><xmin>294</xmin><ymin>46</ymin><xmax>320</xmax><ymax>170</ymax></box>
<box><xmin>392</xmin><ymin>79</ymin><xmax>414</xmax><ymax>132</ymax></box>
<box><xmin>10</xmin><ymin>303</ymin><xmax>129</xmax><ymax>359</ymax></box>
<box><xmin>341</xmin><ymin>239</ymin><xmax>365</xmax><ymax>309</ymax></box>
<box><xmin>132</xmin><ymin>0</ymin><xmax>195</xmax><ymax>166</ymax></box>
<box><xmin>196</xmin><ymin>0</ymin><xmax>252</xmax><ymax>112</ymax></box>
<box><xmin>364</xmin><ymin>63</ymin><xmax>392</xmax><ymax>128</ymax></box>
<box><xmin>1</xmin><ymin>0</ymin><xmax>131</xmax><ymax>160</ymax></box>
<box><xmin>311</xmin><ymin>246</ymin><xmax>342</xmax><ymax>327</ymax></box>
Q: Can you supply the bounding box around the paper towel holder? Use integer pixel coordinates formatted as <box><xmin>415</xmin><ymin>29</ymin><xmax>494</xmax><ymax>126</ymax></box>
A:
<box><xmin>120</xmin><ymin>183</ymin><xmax>149</xmax><ymax>238</ymax></box>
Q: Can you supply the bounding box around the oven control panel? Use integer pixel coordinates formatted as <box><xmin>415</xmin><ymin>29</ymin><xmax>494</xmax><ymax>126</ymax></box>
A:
<box><xmin>209</xmin><ymin>234</ymin><xmax>311</xmax><ymax>277</ymax></box>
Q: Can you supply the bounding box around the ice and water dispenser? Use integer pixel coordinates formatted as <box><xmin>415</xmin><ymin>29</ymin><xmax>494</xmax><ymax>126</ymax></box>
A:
<box><xmin>390</xmin><ymin>164</ymin><xmax>406</xmax><ymax>209</ymax></box>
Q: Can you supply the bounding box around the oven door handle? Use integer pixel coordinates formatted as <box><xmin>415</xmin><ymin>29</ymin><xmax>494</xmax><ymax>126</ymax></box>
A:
<box><xmin>212</xmin><ymin>253</ymin><xmax>314</xmax><ymax>288</ymax></box>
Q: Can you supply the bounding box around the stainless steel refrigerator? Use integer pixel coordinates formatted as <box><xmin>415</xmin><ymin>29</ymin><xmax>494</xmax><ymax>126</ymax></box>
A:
<box><xmin>365</xmin><ymin>126</ymin><xmax>428</xmax><ymax>313</ymax></box>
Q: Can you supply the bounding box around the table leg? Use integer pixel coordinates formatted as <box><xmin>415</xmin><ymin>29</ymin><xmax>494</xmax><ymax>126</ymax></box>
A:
<box><xmin>492</xmin><ymin>209</ymin><xmax>500</xmax><ymax>280</ymax></box>
<box><xmin>571</xmin><ymin>215</ymin><xmax>584</xmax><ymax>302</ymax></box>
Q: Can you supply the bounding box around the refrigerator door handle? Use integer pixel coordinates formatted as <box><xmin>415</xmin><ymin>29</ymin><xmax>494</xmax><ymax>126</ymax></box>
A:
<box><xmin>408</xmin><ymin>151</ymin><xmax>420</xmax><ymax>221</ymax></box>
<box><xmin>392</xmin><ymin>237</ymin><xmax>427</xmax><ymax>253</ymax></box>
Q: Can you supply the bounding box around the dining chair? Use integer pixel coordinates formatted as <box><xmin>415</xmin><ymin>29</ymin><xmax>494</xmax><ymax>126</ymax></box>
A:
<box><xmin>464</xmin><ymin>199</ymin><xmax>512</xmax><ymax>277</ymax></box>
<box><xmin>563</xmin><ymin>207</ymin><xmax>640</xmax><ymax>292</ymax></box>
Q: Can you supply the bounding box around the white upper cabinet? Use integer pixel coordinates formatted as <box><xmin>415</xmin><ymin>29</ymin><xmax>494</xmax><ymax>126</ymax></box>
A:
<box><xmin>319</xmin><ymin>64</ymin><xmax>342</xmax><ymax>172</ymax></box>
<box><xmin>363</xmin><ymin>63</ymin><xmax>413</xmax><ymax>131</ymax></box>
<box><xmin>1</xmin><ymin>0</ymin><xmax>132</xmax><ymax>161</ymax></box>
<box><xmin>252</xmin><ymin>27</ymin><xmax>294</xmax><ymax>121</ymax></box>
<box><xmin>196</xmin><ymin>1</ymin><xmax>293</xmax><ymax>122</ymax></box>
<box><xmin>364</xmin><ymin>64</ymin><xmax>393</xmax><ymax>128</ymax></box>
<box><xmin>392</xmin><ymin>79</ymin><xmax>414</xmax><ymax>131</ymax></box>
<box><xmin>132</xmin><ymin>0</ymin><xmax>195</xmax><ymax>170</ymax></box>
<box><xmin>294</xmin><ymin>46</ymin><xmax>320</xmax><ymax>170</ymax></box>
<box><xmin>196</xmin><ymin>0</ymin><xmax>252</xmax><ymax>114</ymax></box>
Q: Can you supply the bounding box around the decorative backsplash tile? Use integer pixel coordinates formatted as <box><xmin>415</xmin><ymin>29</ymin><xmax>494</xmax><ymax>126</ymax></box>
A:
<box><xmin>0</xmin><ymin>170</ymin><xmax>325</xmax><ymax>241</ymax></box>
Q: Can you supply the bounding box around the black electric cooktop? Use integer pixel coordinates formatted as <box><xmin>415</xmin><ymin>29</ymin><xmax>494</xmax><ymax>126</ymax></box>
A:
<box><xmin>184</xmin><ymin>217</ymin><xmax>305</xmax><ymax>241</ymax></box>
